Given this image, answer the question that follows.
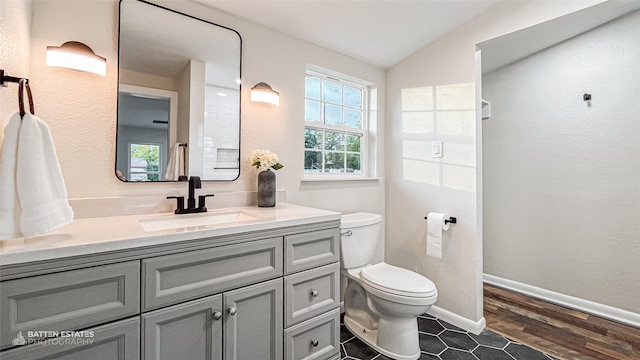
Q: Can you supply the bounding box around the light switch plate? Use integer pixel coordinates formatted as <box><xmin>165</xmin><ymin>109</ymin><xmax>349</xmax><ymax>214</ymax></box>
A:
<box><xmin>432</xmin><ymin>141</ymin><xmax>443</xmax><ymax>158</ymax></box>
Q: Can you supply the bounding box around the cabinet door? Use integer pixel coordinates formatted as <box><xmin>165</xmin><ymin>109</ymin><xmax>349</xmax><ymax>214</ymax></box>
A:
<box><xmin>0</xmin><ymin>317</ymin><xmax>140</xmax><ymax>360</ymax></box>
<box><xmin>142</xmin><ymin>294</ymin><xmax>222</xmax><ymax>360</ymax></box>
<box><xmin>224</xmin><ymin>278</ymin><xmax>283</xmax><ymax>360</ymax></box>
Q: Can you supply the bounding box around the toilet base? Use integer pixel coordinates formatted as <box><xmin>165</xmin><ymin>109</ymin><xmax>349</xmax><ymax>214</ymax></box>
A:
<box><xmin>344</xmin><ymin>315</ymin><xmax>420</xmax><ymax>360</ymax></box>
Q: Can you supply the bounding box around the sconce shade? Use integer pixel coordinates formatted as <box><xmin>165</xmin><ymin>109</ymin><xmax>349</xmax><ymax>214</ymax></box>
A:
<box><xmin>251</xmin><ymin>82</ymin><xmax>279</xmax><ymax>105</ymax></box>
<box><xmin>46</xmin><ymin>41</ymin><xmax>107</xmax><ymax>76</ymax></box>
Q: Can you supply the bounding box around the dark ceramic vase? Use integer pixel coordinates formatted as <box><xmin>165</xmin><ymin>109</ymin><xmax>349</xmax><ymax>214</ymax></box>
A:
<box><xmin>258</xmin><ymin>169</ymin><xmax>276</xmax><ymax>207</ymax></box>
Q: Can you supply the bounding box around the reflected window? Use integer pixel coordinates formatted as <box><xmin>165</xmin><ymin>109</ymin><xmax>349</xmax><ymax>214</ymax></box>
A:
<box><xmin>129</xmin><ymin>143</ymin><xmax>161</xmax><ymax>181</ymax></box>
<box><xmin>304</xmin><ymin>70</ymin><xmax>367</xmax><ymax>175</ymax></box>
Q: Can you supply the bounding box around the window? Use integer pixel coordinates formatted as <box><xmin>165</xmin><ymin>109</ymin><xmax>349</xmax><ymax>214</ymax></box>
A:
<box><xmin>304</xmin><ymin>70</ymin><xmax>367</xmax><ymax>176</ymax></box>
<box><xmin>129</xmin><ymin>143</ymin><xmax>161</xmax><ymax>181</ymax></box>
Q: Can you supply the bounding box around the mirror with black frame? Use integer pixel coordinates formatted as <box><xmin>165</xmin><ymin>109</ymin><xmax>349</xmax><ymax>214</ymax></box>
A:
<box><xmin>116</xmin><ymin>0</ymin><xmax>241</xmax><ymax>182</ymax></box>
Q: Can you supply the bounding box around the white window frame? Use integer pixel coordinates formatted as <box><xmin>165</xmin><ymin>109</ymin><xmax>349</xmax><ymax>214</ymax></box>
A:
<box><xmin>128</xmin><ymin>142</ymin><xmax>163</xmax><ymax>182</ymax></box>
<box><xmin>303</xmin><ymin>69</ymin><xmax>370</xmax><ymax>179</ymax></box>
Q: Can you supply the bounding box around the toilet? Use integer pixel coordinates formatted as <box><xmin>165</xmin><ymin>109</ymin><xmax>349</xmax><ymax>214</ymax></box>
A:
<box><xmin>341</xmin><ymin>213</ymin><xmax>437</xmax><ymax>360</ymax></box>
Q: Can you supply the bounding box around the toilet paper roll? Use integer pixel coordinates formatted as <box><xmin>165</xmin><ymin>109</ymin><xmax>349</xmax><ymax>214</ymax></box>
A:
<box><xmin>426</xmin><ymin>212</ymin><xmax>449</xmax><ymax>259</ymax></box>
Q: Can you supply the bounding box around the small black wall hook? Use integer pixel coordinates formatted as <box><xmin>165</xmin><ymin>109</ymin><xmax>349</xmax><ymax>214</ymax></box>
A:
<box><xmin>583</xmin><ymin>93</ymin><xmax>592</xmax><ymax>101</ymax></box>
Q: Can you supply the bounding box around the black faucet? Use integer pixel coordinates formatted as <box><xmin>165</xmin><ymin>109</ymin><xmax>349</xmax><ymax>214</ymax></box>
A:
<box><xmin>167</xmin><ymin>176</ymin><xmax>215</xmax><ymax>214</ymax></box>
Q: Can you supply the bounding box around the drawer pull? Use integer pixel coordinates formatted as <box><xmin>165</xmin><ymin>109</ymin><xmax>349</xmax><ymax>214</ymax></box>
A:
<box><xmin>340</xmin><ymin>230</ymin><xmax>353</xmax><ymax>236</ymax></box>
<box><xmin>212</xmin><ymin>311</ymin><xmax>222</xmax><ymax>320</ymax></box>
<box><xmin>310</xmin><ymin>289</ymin><xmax>319</xmax><ymax>297</ymax></box>
<box><xmin>311</xmin><ymin>339</ymin><xmax>319</xmax><ymax>347</ymax></box>
<box><xmin>228</xmin><ymin>307</ymin><xmax>237</xmax><ymax>316</ymax></box>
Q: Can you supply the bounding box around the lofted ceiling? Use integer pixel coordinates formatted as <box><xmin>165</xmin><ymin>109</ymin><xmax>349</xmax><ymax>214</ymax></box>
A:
<box><xmin>194</xmin><ymin>0</ymin><xmax>500</xmax><ymax>69</ymax></box>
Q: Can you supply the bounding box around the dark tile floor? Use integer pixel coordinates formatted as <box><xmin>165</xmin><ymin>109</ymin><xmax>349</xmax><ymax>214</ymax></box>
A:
<box><xmin>340</xmin><ymin>313</ymin><xmax>558</xmax><ymax>360</ymax></box>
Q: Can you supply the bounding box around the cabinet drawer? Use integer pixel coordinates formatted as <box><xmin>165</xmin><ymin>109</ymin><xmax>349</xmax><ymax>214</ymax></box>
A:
<box><xmin>0</xmin><ymin>317</ymin><xmax>140</xmax><ymax>360</ymax></box>
<box><xmin>143</xmin><ymin>237</ymin><xmax>283</xmax><ymax>310</ymax></box>
<box><xmin>285</xmin><ymin>229</ymin><xmax>339</xmax><ymax>274</ymax></box>
<box><xmin>284</xmin><ymin>308</ymin><xmax>340</xmax><ymax>360</ymax></box>
<box><xmin>0</xmin><ymin>261</ymin><xmax>140</xmax><ymax>350</ymax></box>
<box><xmin>285</xmin><ymin>263</ymin><xmax>340</xmax><ymax>327</ymax></box>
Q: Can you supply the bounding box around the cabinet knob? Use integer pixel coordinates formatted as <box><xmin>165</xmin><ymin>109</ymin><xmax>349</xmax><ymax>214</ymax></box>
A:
<box><xmin>228</xmin><ymin>307</ymin><xmax>237</xmax><ymax>316</ymax></box>
<box><xmin>311</xmin><ymin>339</ymin><xmax>319</xmax><ymax>347</ymax></box>
<box><xmin>212</xmin><ymin>311</ymin><xmax>222</xmax><ymax>320</ymax></box>
<box><xmin>310</xmin><ymin>289</ymin><xmax>319</xmax><ymax>297</ymax></box>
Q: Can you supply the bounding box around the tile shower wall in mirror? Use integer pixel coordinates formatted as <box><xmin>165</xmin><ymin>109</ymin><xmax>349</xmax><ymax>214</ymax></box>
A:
<box><xmin>116</xmin><ymin>0</ymin><xmax>241</xmax><ymax>182</ymax></box>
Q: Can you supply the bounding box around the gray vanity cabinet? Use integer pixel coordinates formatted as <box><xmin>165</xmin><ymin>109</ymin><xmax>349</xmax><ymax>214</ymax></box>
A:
<box><xmin>0</xmin><ymin>218</ymin><xmax>341</xmax><ymax>360</ymax></box>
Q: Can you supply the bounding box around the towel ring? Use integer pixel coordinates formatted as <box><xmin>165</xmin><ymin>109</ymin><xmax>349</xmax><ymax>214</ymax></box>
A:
<box><xmin>18</xmin><ymin>78</ymin><xmax>35</xmax><ymax>119</ymax></box>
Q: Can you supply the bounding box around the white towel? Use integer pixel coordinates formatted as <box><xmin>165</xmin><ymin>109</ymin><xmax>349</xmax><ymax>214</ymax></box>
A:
<box><xmin>165</xmin><ymin>143</ymin><xmax>185</xmax><ymax>181</ymax></box>
<box><xmin>0</xmin><ymin>113</ymin><xmax>23</xmax><ymax>239</ymax></box>
<box><xmin>15</xmin><ymin>113</ymin><xmax>73</xmax><ymax>238</ymax></box>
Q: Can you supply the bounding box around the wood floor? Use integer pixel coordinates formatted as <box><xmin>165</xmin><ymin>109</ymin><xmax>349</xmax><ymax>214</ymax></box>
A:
<box><xmin>484</xmin><ymin>284</ymin><xmax>640</xmax><ymax>360</ymax></box>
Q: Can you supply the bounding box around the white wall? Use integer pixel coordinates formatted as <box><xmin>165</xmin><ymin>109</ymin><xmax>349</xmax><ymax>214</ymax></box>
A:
<box><xmin>16</xmin><ymin>0</ymin><xmax>385</xmax><ymax>234</ymax></box>
<box><xmin>483</xmin><ymin>10</ymin><xmax>640</xmax><ymax>314</ymax></box>
<box><xmin>385</xmin><ymin>0</ymin><xmax>602</xmax><ymax>329</ymax></box>
<box><xmin>0</xmin><ymin>0</ymin><xmax>31</xmax><ymax>133</ymax></box>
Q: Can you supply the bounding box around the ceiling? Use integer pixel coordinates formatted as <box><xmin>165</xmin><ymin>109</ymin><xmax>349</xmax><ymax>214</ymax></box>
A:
<box><xmin>195</xmin><ymin>0</ymin><xmax>500</xmax><ymax>69</ymax></box>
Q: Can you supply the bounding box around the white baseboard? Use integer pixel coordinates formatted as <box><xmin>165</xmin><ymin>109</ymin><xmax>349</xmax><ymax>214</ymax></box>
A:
<box><xmin>427</xmin><ymin>305</ymin><xmax>486</xmax><ymax>335</ymax></box>
<box><xmin>484</xmin><ymin>274</ymin><xmax>640</xmax><ymax>328</ymax></box>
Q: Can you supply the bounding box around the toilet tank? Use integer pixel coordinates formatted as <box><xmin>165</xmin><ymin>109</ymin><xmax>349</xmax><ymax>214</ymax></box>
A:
<box><xmin>340</xmin><ymin>213</ymin><xmax>382</xmax><ymax>269</ymax></box>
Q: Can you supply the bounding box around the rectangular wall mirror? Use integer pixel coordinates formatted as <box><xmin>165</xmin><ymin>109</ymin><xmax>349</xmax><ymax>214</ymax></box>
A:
<box><xmin>116</xmin><ymin>0</ymin><xmax>242</xmax><ymax>182</ymax></box>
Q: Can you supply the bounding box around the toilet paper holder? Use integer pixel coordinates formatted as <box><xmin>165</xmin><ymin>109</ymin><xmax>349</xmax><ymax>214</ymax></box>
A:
<box><xmin>424</xmin><ymin>216</ymin><xmax>457</xmax><ymax>224</ymax></box>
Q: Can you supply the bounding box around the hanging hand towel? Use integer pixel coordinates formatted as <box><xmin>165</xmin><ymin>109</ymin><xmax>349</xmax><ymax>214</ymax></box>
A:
<box><xmin>16</xmin><ymin>113</ymin><xmax>73</xmax><ymax>238</ymax></box>
<box><xmin>0</xmin><ymin>113</ymin><xmax>23</xmax><ymax>240</ymax></box>
<box><xmin>165</xmin><ymin>143</ymin><xmax>185</xmax><ymax>181</ymax></box>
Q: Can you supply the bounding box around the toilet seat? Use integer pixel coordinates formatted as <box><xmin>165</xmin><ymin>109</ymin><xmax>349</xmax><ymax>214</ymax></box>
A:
<box><xmin>360</xmin><ymin>263</ymin><xmax>437</xmax><ymax>303</ymax></box>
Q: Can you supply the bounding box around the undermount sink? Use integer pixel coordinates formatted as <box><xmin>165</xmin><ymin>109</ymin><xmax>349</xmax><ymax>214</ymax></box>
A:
<box><xmin>139</xmin><ymin>210</ymin><xmax>263</xmax><ymax>232</ymax></box>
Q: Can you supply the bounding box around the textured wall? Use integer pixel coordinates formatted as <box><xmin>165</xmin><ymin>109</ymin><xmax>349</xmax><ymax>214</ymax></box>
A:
<box><xmin>483</xmin><ymin>10</ymin><xmax>640</xmax><ymax>314</ymax></box>
<box><xmin>0</xmin><ymin>0</ymin><xmax>31</xmax><ymax>131</ymax></box>
<box><xmin>23</xmin><ymin>0</ymin><xmax>385</xmax><ymax>253</ymax></box>
<box><xmin>385</xmin><ymin>1</ymin><xmax>601</xmax><ymax>325</ymax></box>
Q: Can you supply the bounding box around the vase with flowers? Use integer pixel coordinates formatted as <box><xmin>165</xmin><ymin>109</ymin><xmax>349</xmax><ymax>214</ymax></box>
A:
<box><xmin>250</xmin><ymin>149</ymin><xmax>284</xmax><ymax>207</ymax></box>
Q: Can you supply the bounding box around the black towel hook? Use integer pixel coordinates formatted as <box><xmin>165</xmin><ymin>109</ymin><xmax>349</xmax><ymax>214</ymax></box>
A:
<box><xmin>18</xmin><ymin>78</ymin><xmax>35</xmax><ymax>119</ymax></box>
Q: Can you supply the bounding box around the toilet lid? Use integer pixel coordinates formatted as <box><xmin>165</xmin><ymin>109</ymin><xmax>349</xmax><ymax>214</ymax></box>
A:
<box><xmin>360</xmin><ymin>263</ymin><xmax>437</xmax><ymax>298</ymax></box>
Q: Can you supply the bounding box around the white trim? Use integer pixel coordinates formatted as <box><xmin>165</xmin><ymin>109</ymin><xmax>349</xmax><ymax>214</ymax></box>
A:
<box><xmin>484</xmin><ymin>274</ymin><xmax>640</xmax><ymax>328</ymax></box>
<box><xmin>301</xmin><ymin>176</ymin><xmax>381</xmax><ymax>182</ymax></box>
<box><xmin>427</xmin><ymin>305</ymin><xmax>486</xmax><ymax>335</ymax></box>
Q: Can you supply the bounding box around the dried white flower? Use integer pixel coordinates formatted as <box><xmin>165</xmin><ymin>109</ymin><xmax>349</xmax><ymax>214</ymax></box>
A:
<box><xmin>250</xmin><ymin>149</ymin><xmax>284</xmax><ymax>171</ymax></box>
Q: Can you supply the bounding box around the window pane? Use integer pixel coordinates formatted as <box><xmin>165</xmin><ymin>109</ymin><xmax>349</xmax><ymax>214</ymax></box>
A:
<box><xmin>344</xmin><ymin>108</ymin><xmax>361</xmax><ymax>129</ymax></box>
<box><xmin>346</xmin><ymin>154</ymin><xmax>361</xmax><ymax>173</ymax></box>
<box><xmin>305</xmin><ymin>100</ymin><xmax>321</xmax><ymax>122</ymax></box>
<box><xmin>305</xmin><ymin>128</ymin><xmax>322</xmax><ymax>149</ymax></box>
<box><xmin>305</xmin><ymin>77</ymin><xmax>321</xmax><ymax>100</ymax></box>
<box><xmin>322</xmin><ymin>80</ymin><xmax>342</xmax><ymax>104</ymax></box>
<box><xmin>325</xmin><ymin>104</ymin><xmax>342</xmax><ymax>126</ymax></box>
<box><xmin>324</xmin><ymin>131</ymin><xmax>345</xmax><ymax>151</ymax></box>
<box><xmin>344</xmin><ymin>86</ymin><xmax>362</xmax><ymax>108</ymax></box>
<box><xmin>324</xmin><ymin>152</ymin><xmax>344</xmax><ymax>173</ymax></box>
<box><xmin>304</xmin><ymin>150</ymin><xmax>323</xmax><ymax>172</ymax></box>
<box><xmin>346</xmin><ymin>134</ymin><xmax>361</xmax><ymax>152</ymax></box>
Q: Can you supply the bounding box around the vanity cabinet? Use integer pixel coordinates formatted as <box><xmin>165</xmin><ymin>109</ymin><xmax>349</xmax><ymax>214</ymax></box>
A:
<box><xmin>0</xmin><ymin>218</ymin><xmax>340</xmax><ymax>360</ymax></box>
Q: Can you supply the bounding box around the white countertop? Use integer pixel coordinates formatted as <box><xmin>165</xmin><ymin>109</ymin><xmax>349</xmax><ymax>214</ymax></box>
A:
<box><xmin>0</xmin><ymin>203</ymin><xmax>341</xmax><ymax>266</ymax></box>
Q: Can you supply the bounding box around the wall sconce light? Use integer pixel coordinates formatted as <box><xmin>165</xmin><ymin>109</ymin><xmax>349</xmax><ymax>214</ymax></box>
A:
<box><xmin>251</xmin><ymin>82</ymin><xmax>279</xmax><ymax>105</ymax></box>
<box><xmin>46</xmin><ymin>41</ymin><xmax>106</xmax><ymax>76</ymax></box>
